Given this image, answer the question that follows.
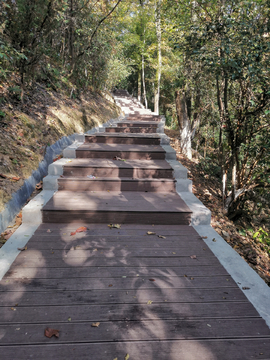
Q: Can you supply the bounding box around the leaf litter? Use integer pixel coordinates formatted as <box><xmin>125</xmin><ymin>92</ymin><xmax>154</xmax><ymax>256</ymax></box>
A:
<box><xmin>70</xmin><ymin>226</ymin><xmax>88</xmax><ymax>236</ymax></box>
<box><xmin>44</xmin><ymin>328</ymin><xmax>60</xmax><ymax>338</ymax></box>
<box><xmin>108</xmin><ymin>224</ymin><xmax>121</xmax><ymax>229</ymax></box>
<box><xmin>91</xmin><ymin>322</ymin><xmax>100</xmax><ymax>327</ymax></box>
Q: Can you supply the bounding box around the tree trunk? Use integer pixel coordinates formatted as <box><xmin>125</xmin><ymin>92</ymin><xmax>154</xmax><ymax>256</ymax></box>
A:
<box><xmin>142</xmin><ymin>53</ymin><xmax>147</xmax><ymax>108</ymax></box>
<box><xmin>175</xmin><ymin>90</ymin><xmax>192</xmax><ymax>159</ymax></box>
<box><xmin>154</xmin><ymin>0</ymin><xmax>161</xmax><ymax>114</ymax></box>
<box><xmin>138</xmin><ymin>69</ymin><xmax>142</xmax><ymax>102</ymax></box>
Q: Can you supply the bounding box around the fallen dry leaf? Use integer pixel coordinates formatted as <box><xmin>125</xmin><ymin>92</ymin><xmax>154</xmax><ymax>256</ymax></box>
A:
<box><xmin>91</xmin><ymin>322</ymin><xmax>100</xmax><ymax>327</ymax></box>
<box><xmin>147</xmin><ymin>300</ymin><xmax>153</xmax><ymax>305</ymax></box>
<box><xmin>108</xmin><ymin>224</ymin><xmax>121</xmax><ymax>229</ymax></box>
<box><xmin>201</xmin><ymin>236</ymin><xmax>208</xmax><ymax>239</ymax></box>
<box><xmin>35</xmin><ymin>181</ymin><xmax>43</xmax><ymax>190</ymax></box>
<box><xmin>242</xmin><ymin>287</ymin><xmax>250</xmax><ymax>290</ymax></box>
<box><xmin>212</xmin><ymin>238</ymin><xmax>217</xmax><ymax>242</ymax></box>
<box><xmin>17</xmin><ymin>246</ymin><xmax>27</xmax><ymax>251</ymax></box>
<box><xmin>47</xmin><ymin>229</ymin><xmax>52</xmax><ymax>233</ymax></box>
<box><xmin>76</xmin><ymin>226</ymin><xmax>88</xmax><ymax>233</ymax></box>
<box><xmin>0</xmin><ymin>173</ymin><xmax>7</xmax><ymax>179</ymax></box>
<box><xmin>158</xmin><ymin>235</ymin><xmax>166</xmax><ymax>239</ymax></box>
<box><xmin>44</xmin><ymin>327</ymin><xmax>59</xmax><ymax>338</ymax></box>
<box><xmin>147</xmin><ymin>231</ymin><xmax>156</xmax><ymax>235</ymax></box>
<box><xmin>11</xmin><ymin>176</ymin><xmax>20</xmax><ymax>181</ymax></box>
<box><xmin>70</xmin><ymin>226</ymin><xmax>88</xmax><ymax>236</ymax></box>
<box><xmin>125</xmin><ymin>354</ymin><xmax>130</xmax><ymax>360</ymax></box>
<box><xmin>149</xmin><ymin>279</ymin><xmax>155</xmax><ymax>282</ymax></box>
<box><xmin>190</xmin><ymin>255</ymin><xmax>197</xmax><ymax>259</ymax></box>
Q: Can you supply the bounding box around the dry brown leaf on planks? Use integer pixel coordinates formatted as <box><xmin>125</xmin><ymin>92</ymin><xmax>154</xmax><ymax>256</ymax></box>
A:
<box><xmin>158</xmin><ymin>235</ymin><xmax>166</xmax><ymax>239</ymax></box>
<box><xmin>147</xmin><ymin>231</ymin><xmax>156</xmax><ymax>235</ymax></box>
<box><xmin>190</xmin><ymin>255</ymin><xmax>197</xmax><ymax>259</ymax></box>
<box><xmin>70</xmin><ymin>226</ymin><xmax>88</xmax><ymax>235</ymax></box>
<box><xmin>91</xmin><ymin>322</ymin><xmax>100</xmax><ymax>327</ymax></box>
<box><xmin>18</xmin><ymin>246</ymin><xmax>27</xmax><ymax>251</ymax></box>
<box><xmin>44</xmin><ymin>327</ymin><xmax>59</xmax><ymax>338</ymax></box>
<box><xmin>125</xmin><ymin>354</ymin><xmax>130</xmax><ymax>360</ymax></box>
<box><xmin>108</xmin><ymin>224</ymin><xmax>121</xmax><ymax>229</ymax></box>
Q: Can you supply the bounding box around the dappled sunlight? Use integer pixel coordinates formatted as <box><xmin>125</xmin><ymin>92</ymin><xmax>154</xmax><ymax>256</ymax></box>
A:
<box><xmin>170</xmin><ymin>340</ymin><xmax>215</xmax><ymax>360</ymax></box>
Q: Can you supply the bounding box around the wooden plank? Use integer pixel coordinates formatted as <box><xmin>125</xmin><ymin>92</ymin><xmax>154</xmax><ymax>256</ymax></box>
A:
<box><xmin>62</xmin><ymin>159</ymin><xmax>173</xmax><ymax>170</ymax></box>
<box><xmin>0</xmin><ymin>302</ymin><xmax>259</xmax><ymax>324</ymax></box>
<box><xmin>35</xmin><ymin>223</ymin><xmax>198</xmax><ymax>233</ymax></box>
<box><xmin>106</xmin><ymin>127</ymin><xmax>157</xmax><ymax>133</ymax></box>
<box><xmin>58</xmin><ymin>177</ymin><xmax>176</xmax><ymax>192</ymax></box>
<box><xmin>0</xmin><ymin>275</ymin><xmax>237</xmax><ymax>291</ymax></box>
<box><xmin>4</xmin><ymin>265</ymin><xmax>230</xmax><ymax>279</ymax></box>
<box><xmin>85</xmin><ymin>134</ymin><xmax>160</xmax><ymax>145</ymax></box>
<box><xmin>42</xmin><ymin>210</ymin><xmax>191</xmax><ymax>225</ymax></box>
<box><xmin>1</xmin><ymin>339</ymin><xmax>270</xmax><ymax>360</ymax></box>
<box><xmin>0</xmin><ymin>319</ymin><xmax>269</xmax><ymax>345</ymax></box>
<box><xmin>9</xmin><ymin>247</ymin><xmax>214</xmax><ymax>258</ymax></box>
<box><xmin>76</xmin><ymin>150</ymin><xmax>165</xmax><ymax>160</ymax></box>
<box><xmin>77</xmin><ymin>143</ymin><xmax>165</xmax><ymax>152</ymax></box>
<box><xmin>11</xmin><ymin>253</ymin><xmax>218</xmax><ymax>267</ymax></box>
<box><xmin>19</xmin><ymin>236</ymin><xmax>213</xmax><ymax>248</ymax></box>
<box><xmin>42</xmin><ymin>191</ymin><xmax>192</xmax><ymax>213</ymax></box>
<box><xmin>0</xmin><ymin>287</ymin><xmax>248</xmax><ymax>307</ymax></box>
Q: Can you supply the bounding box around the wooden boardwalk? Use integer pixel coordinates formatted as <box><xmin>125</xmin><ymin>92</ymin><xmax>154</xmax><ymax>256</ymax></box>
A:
<box><xmin>0</xmin><ymin>95</ymin><xmax>270</xmax><ymax>359</ymax></box>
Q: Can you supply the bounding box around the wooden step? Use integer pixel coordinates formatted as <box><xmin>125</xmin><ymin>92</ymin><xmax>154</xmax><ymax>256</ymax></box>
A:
<box><xmin>42</xmin><ymin>191</ymin><xmax>192</xmax><ymax>224</ymax></box>
<box><xmin>58</xmin><ymin>177</ymin><xmax>176</xmax><ymax>192</ymax></box>
<box><xmin>85</xmin><ymin>133</ymin><xmax>160</xmax><ymax>145</ymax></box>
<box><xmin>117</xmin><ymin>122</ymin><xmax>158</xmax><ymax>128</ymax></box>
<box><xmin>76</xmin><ymin>143</ymin><xmax>166</xmax><ymax>160</ymax></box>
<box><xmin>127</xmin><ymin>115</ymin><xmax>160</xmax><ymax>121</ymax></box>
<box><xmin>63</xmin><ymin>159</ymin><xmax>173</xmax><ymax>179</ymax></box>
<box><xmin>105</xmin><ymin>127</ymin><xmax>157</xmax><ymax>133</ymax></box>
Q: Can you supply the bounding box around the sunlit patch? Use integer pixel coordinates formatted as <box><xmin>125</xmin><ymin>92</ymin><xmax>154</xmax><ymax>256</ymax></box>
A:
<box><xmin>171</xmin><ymin>340</ymin><xmax>215</xmax><ymax>360</ymax></box>
<box><xmin>62</xmin><ymin>248</ymin><xmax>89</xmax><ymax>266</ymax></box>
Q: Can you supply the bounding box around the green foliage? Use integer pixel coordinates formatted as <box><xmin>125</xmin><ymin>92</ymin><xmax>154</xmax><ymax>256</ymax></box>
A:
<box><xmin>253</xmin><ymin>228</ymin><xmax>270</xmax><ymax>250</ymax></box>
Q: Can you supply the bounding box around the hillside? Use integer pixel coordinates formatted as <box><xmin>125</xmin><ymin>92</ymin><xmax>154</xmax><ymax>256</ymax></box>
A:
<box><xmin>0</xmin><ymin>83</ymin><xmax>121</xmax><ymax>213</ymax></box>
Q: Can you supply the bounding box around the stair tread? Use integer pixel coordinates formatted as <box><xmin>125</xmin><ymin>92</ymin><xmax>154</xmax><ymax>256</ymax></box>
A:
<box><xmin>63</xmin><ymin>159</ymin><xmax>172</xmax><ymax>169</ymax></box>
<box><xmin>76</xmin><ymin>143</ymin><xmax>165</xmax><ymax>152</ymax></box>
<box><xmin>43</xmin><ymin>191</ymin><xmax>192</xmax><ymax>213</ymax></box>
<box><xmin>85</xmin><ymin>133</ymin><xmax>160</xmax><ymax>138</ymax></box>
<box><xmin>59</xmin><ymin>177</ymin><xmax>176</xmax><ymax>182</ymax></box>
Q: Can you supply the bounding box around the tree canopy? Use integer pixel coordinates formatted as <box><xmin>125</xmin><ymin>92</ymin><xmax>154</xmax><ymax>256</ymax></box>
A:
<box><xmin>0</xmin><ymin>0</ymin><xmax>269</xmax><ymax>225</ymax></box>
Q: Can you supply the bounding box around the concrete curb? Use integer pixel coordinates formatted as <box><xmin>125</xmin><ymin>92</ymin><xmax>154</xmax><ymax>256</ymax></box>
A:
<box><xmin>0</xmin><ymin>135</ymin><xmax>75</xmax><ymax>235</ymax></box>
<box><xmin>194</xmin><ymin>225</ymin><xmax>270</xmax><ymax>329</ymax></box>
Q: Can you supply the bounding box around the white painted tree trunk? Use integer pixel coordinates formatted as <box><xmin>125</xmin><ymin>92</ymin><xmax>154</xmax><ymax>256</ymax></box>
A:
<box><xmin>154</xmin><ymin>0</ymin><xmax>161</xmax><ymax>114</ymax></box>
<box><xmin>175</xmin><ymin>90</ymin><xmax>192</xmax><ymax>159</ymax></box>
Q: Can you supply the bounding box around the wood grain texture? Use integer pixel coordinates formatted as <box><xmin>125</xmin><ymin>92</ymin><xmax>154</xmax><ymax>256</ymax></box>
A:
<box><xmin>1</xmin><ymin>110</ymin><xmax>269</xmax><ymax>359</ymax></box>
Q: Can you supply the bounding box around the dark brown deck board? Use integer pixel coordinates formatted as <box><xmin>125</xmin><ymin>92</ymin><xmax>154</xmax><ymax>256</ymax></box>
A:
<box><xmin>1</xmin><ymin>318</ymin><xmax>269</xmax><ymax>345</ymax></box>
<box><xmin>0</xmin><ymin>302</ymin><xmax>259</xmax><ymax>324</ymax></box>
<box><xmin>2</xmin><ymin>339</ymin><xmax>270</xmax><ymax>360</ymax></box>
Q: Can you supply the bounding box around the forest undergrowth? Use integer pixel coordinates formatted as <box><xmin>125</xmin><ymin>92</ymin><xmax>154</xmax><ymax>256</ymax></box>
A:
<box><xmin>165</xmin><ymin>128</ymin><xmax>270</xmax><ymax>287</ymax></box>
<box><xmin>0</xmin><ymin>79</ymin><xmax>121</xmax><ymax>244</ymax></box>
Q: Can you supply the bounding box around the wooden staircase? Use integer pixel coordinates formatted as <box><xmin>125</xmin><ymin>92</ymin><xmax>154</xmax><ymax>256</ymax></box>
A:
<box><xmin>42</xmin><ymin>116</ymin><xmax>192</xmax><ymax>225</ymax></box>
